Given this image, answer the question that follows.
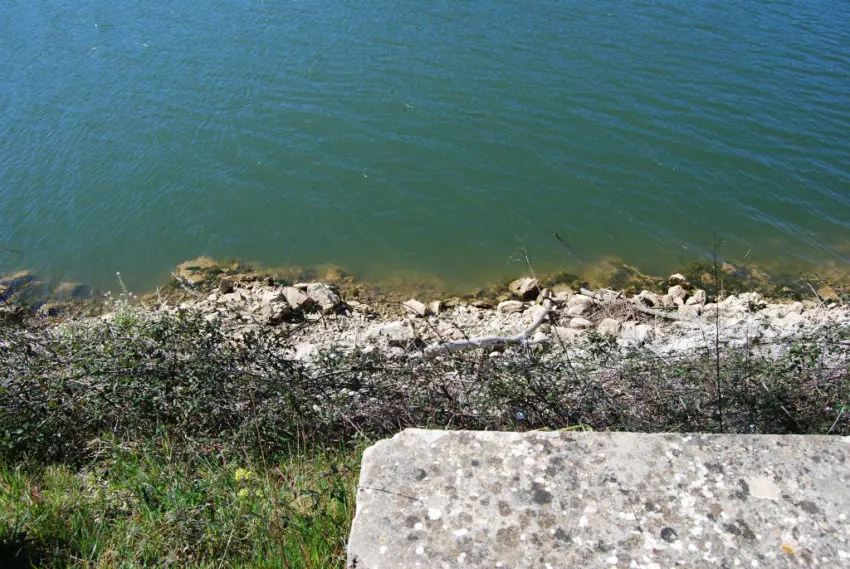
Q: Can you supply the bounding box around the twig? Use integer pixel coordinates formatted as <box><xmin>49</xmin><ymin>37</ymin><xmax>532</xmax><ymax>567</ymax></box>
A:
<box><xmin>826</xmin><ymin>406</ymin><xmax>845</xmax><ymax>435</ymax></box>
<box><xmin>806</xmin><ymin>282</ymin><xmax>826</xmax><ymax>309</ymax></box>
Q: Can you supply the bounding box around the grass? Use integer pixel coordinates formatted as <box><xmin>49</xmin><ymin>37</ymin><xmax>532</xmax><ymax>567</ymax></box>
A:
<box><xmin>0</xmin><ymin>434</ymin><xmax>362</xmax><ymax>568</ymax></box>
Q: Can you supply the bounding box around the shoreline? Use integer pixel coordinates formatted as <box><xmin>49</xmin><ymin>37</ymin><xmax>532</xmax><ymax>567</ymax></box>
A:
<box><xmin>1</xmin><ymin>255</ymin><xmax>847</xmax><ymax>318</ymax></box>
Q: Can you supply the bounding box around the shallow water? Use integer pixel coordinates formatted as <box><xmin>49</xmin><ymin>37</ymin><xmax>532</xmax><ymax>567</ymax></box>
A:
<box><xmin>1</xmin><ymin>0</ymin><xmax>848</xmax><ymax>291</ymax></box>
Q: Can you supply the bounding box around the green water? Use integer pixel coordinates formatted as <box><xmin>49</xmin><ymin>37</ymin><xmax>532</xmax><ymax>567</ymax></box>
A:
<box><xmin>2</xmin><ymin>0</ymin><xmax>849</xmax><ymax>291</ymax></box>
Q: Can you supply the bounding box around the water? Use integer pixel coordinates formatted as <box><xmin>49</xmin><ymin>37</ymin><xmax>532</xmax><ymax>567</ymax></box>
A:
<box><xmin>2</xmin><ymin>0</ymin><xmax>849</xmax><ymax>291</ymax></box>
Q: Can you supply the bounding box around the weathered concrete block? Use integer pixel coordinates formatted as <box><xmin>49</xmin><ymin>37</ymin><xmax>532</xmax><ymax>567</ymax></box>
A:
<box><xmin>348</xmin><ymin>429</ymin><xmax>849</xmax><ymax>568</ymax></box>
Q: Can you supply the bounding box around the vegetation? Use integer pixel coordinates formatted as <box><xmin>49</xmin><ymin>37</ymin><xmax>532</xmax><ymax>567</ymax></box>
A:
<box><xmin>1</xmin><ymin>288</ymin><xmax>848</xmax><ymax>566</ymax></box>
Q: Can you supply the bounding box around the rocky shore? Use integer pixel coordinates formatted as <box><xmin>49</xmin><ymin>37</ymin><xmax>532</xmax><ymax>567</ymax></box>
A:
<box><xmin>140</xmin><ymin>267</ymin><xmax>849</xmax><ymax>365</ymax></box>
<box><xmin>3</xmin><ymin>259</ymin><xmax>848</xmax><ymax>366</ymax></box>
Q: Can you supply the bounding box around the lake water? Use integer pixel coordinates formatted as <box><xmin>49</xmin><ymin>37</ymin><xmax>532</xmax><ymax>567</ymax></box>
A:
<box><xmin>2</xmin><ymin>0</ymin><xmax>849</xmax><ymax>291</ymax></box>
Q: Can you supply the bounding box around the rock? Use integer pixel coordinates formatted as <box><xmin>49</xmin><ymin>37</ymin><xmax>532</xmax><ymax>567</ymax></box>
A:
<box><xmin>661</xmin><ymin>294</ymin><xmax>676</xmax><ymax>309</ymax></box>
<box><xmin>569</xmin><ymin>317</ymin><xmax>593</xmax><ymax>330</ymax></box>
<box><xmin>347</xmin><ymin>300</ymin><xmax>372</xmax><ymax>314</ymax></box>
<box><xmin>220</xmin><ymin>291</ymin><xmax>246</xmax><ymax>307</ymax></box>
<box><xmin>259</xmin><ymin>291</ymin><xmax>292</xmax><ymax>324</ymax></box>
<box><xmin>348</xmin><ymin>430</ymin><xmax>850</xmax><ymax>569</ymax></box>
<box><xmin>566</xmin><ymin>295</ymin><xmax>595</xmax><ymax>317</ymax></box>
<box><xmin>53</xmin><ymin>281</ymin><xmax>90</xmax><ymax>299</ymax></box>
<box><xmin>282</xmin><ymin>286</ymin><xmax>315</xmax><ymax>310</ymax></box>
<box><xmin>554</xmin><ymin>326</ymin><xmax>584</xmax><ymax>344</ymax></box>
<box><xmin>536</xmin><ymin>288</ymin><xmax>551</xmax><ymax>303</ymax></box>
<box><xmin>779</xmin><ymin>311</ymin><xmax>806</xmax><ymax>330</ymax></box>
<box><xmin>429</xmin><ymin>300</ymin><xmax>444</xmax><ymax>315</ymax></box>
<box><xmin>497</xmin><ymin>300</ymin><xmax>525</xmax><ymax>314</ymax></box>
<box><xmin>636</xmin><ymin>290</ymin><xmax>662</xmax><ymax>308</ymax></box>
<box><xmin>176</xmin><ymin>257</ymin><xmax>220</xmax><ymax>287</ymax></box>
<box><xmin>368</xmin><ymin>321</ymin><xmax>415</xmax><ymax>347</ymax></box>
<box><xmin>293</xmin><ymin>343</ymin><xmax>316</xmax><ymax>362</ymax></box>
<box><xmin>597</xmin><ymin>318</ymin><xmax>622</xmax><ymax>336</ymax></box>
<box><xmin>668</xmin><ymin>273</ymin><xmax>690</xmax><ymax>286</ymax></box>
<box><xmin>621</xmin><ymin>322</ymin><xmax>655</xmax><ymax>345</ymax></box>
<box><xmin>0</xmin><ymin>270</ymin><xmax>37</xmax><ymax>289</ymax></box>
<box><xmin>307</xmin><ymin>283</ymin><xmax>341</xmax><ymax>311</ymax></box>
<box><xmin>524</xmin><ymin>304</ymin><xmax>549</xmax><ymax>326</ymax></box>
<box><xmin>403</xmin><ymin>298</ymin><xmax>428</xmax><ymax>317</ymax></box>
<box><xmin>667</xmin><ymin>285</ymin><xmax>687</xmax><ymax>304</ymax></box>
<box><xmin>508</xmin><ymin>277</ymin><xmax>540</xmax><ymax>301</ymax></box>
<box><xmin>218</xmin><ymin>278</ymin><xmax>234</xmax><ymax>294</ymax></box>
<box><xmin>678</xmin><ymin>303</ymin><xmax>701</xmax><ymax>318</ymax></box>
<box><xmin>686</xmin><ymin>289</ymin><xmax>707</xmax><ymax>306</ymax></box>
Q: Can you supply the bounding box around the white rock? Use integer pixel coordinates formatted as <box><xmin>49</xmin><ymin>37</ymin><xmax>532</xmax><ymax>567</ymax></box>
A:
<box><xmin>661</xmin><ymin>294</ymin><xmax>676</xmax><ymax>309</ymax></box>
<box><xmin>778</xmin><ymin>311</ymin><xmax>806</xmax><ymax>330</ymax></box>
<box><xmin>307</xmin><ymin>283</ymin><xmax>341</xmax><ymax>311</ymax></box>
<box><xmin>566</xmin><ymin>295</ymin><xmax>595</xmax><ymax>317</ymax></box>
<box><xmin>636</xmin><ymin>290</ymin><xmax>663</xmax><ymax>308</ymax></box>
<box><xmin>294</xmin><ymin>342</ymin><xmax>317</xmax><ymax>362</ymax></box>
<box><xmin>497</xmin><ymin>300</ymin><xmax>525</xmax><ymax>314</ymax></box>
<box><xmin>597</xmin><ymin>318</ymin><xmax>622</xmax><ymax>336</ymax></box>
<box><xmin>368</xmin><ymin>321</ymin><xmax>414</xmax><ymax>346</ymax></box>
<box><xmin>686</xmin><ymin>289</ymin><xmax>707</xmax><ymax>306</ymax></box>
<box><xmin>668</xmin><ymin>285</ymin><xmax>688</xmax><ymax>303</ymax></box>
<box><xmin>554</xmin><ymin>326</ymin><xmax>584</xmax><ymax>344</ymax></box>
<box><xmin>668</xmin><ymin>273</ymin><xmax>690</xmax><ymax>286</ymax></box>
<box><xmin>621</xmin><ymin>322</ymin><xmax>655</xmax><ymax>346</ymax></box>
<box><xmin>678</xmin><ymin>304</ymin><xmax>701</xmax><ymax>318</ymax></box>
<box><xmin>403</xmin><ymin>299</ymin><xmax>428</xmax><ymax>317</ymax></box>
<box><xmin>429</xmin><ymin>300</ymin><xmax>444</xmax><ymax>315</ymax></box>
<box><xmin>569</xmin><ymin>317</ymin><xmax>593</xmax><ymax>330</ymax></box>
<box><xmin>283</xmin><ymin>286</ymin><xmax>315</xmax><ymax>310</ymax></box>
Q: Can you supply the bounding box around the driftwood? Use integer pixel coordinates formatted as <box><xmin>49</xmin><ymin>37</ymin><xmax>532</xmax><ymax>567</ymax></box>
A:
<box><xmin>580</xmin><ymin>287</ymin><xmax>689</xmax><ymax>322</ymax></box>
<box><xmin>426</xmin><ymin>299</ymin><xmax>552</xmax><ymax>355</ymax></box>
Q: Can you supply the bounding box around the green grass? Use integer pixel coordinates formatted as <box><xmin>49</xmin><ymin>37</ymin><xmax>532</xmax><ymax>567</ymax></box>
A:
<box><xmin>0</xmin><ymin>434</ymin><xmax>362</xmax><ymax>569</ymax></box>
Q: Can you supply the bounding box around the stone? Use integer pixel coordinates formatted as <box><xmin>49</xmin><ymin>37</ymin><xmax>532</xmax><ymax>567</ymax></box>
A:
<box><xmin>176</xmin><ymin>257</ymin><xmax>220</xmax><ymax>286</ymax></box>
<box><xmin>293</xmin><ymin>342</ymin><xmax>316</xmax><ymax>362</ymax></box>
<box><xmin>497</xmin><ymin>300</ymin><xmax>524</xmax><ymax>314</ymax></box>
<box><xmin>569</xmin><ymin>317</ymin><xmax>593</xmax><ymax>330</ymax></box>
<box><xmin>667</xmin><ymin>285</ymin><xmax>687</xmax><ymax>304</ymax></box>
<box><xmin>554</xmin><ymin>326</ymin><xmax>584</xmax><ymax>344</ymax></box>
<box><xmin>596</xmin><ymin>317</ymin><xmax>621</xmax><ymax>336</ymax></box>
<box><xmin>566</xmin><ymin>295</ymin><xmax>595</xmax><ymax>317</ymax></box>
<box><xmin>661</xmin><ymin>294</ymin><xmax>676</xmax><ymax>309</ymax></box>
<box><xmin>282</xmin><ymin>286</ymin><xmax>315</xmax><ymax>310</ymax></box>
<box><xmin>636</xmin><ymin>290</ymin><xmax>662</xmax><ymax>308</ymax></box>
<box><xmin>686</xmin><ymin>289</ymin><xmax>707</xmax><ymax>306</ymax></box>
<box><xmin>348</xmin><ymin>429</ymin><xmax>850</xmax><ymax>569</ymax></box>
<box><xmin>621</xmin><ymin>322</ymin><xmax>655</xmax><ymax>345</ymax></box>
<box><xmin>307</xmin><ymin>283</ymin><xmax>341</xmax><ymax>311</ymax></box>
<box><xmin>678</xmin><ymin>303</ymin><xmax>701</xmax><ymax>318</ymax></box>
<box><xmin>218</xmin><ymin>278</ymin><xmax>234</xmax><ymax>294</ymax></box>
<box><xmin>668</xmin><ymin>272</ymin><xmax>690</xmax><ymax>286</ymax></box>
<box><xmin>779</xmin><ymin>311</ymin><xmax>806</xmax><ymax>330</ymax></box>
<box><xmin>259</xmin><ymin>291</ymin><xmax>292</xmax><ymax>324</ymax></box>
<box><xmin>508</xmin><ymin>277</ymin><xmax>540</xmax><ymax>301</ymax></box>
<box><xmin>429</xmin><ymin>300</ymin><xmax>444</xmax><ymax>315</ymax></box>
<box><xmin>53</xmin><ymin>281</ymin><xmax>90</xmax><ymax>299</ymax></box>
<box><xmin>403</xmin><ymin>299</ymin><xmax>429</xmax><ymax>317</ymax></box>
<box><xmin>368</xmin><ymin>321</ymin><xmax>414</xmax><ymax>347</ymax></box>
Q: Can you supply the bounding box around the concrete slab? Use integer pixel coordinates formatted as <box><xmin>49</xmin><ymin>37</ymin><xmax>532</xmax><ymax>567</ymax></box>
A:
<box><xmin>347</xmin><ymin>429</ymin><xmax>849</xmax><ymax>568</ymax></box>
